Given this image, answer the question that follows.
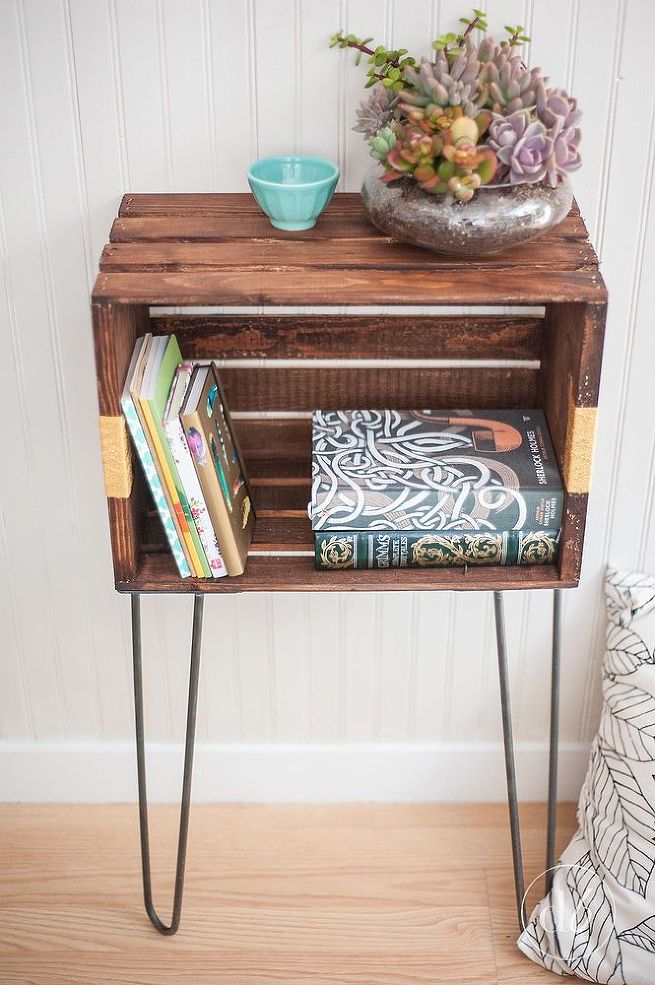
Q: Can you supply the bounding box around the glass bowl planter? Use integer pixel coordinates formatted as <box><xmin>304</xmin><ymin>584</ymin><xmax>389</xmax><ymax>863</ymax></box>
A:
<box><xmin>361</xmin><ymin>165</ymin><xmax>573</xmax><ymax>256</ymax></box>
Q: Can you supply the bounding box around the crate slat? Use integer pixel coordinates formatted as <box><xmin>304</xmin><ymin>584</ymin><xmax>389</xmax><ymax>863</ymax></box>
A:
<box><xmin>93</xmin><ymin>268</ymin><xmax>606</xmax><ymax>306</ymax></box>
<box><xmin>118</xmin><ymin>192</ymin><xmax>367</xmax><ymax>216</ymax></box>
<box><xmin>152</xmin><ymin>314</ymin><xmax>544</xmax><ymax>362</ymax></box>
<box><xmin>111</xmin><ymin>214</ymin><xmax>384</xmax><ymax>243</ymax></box>
<box><xmin>123</xmin><ymin>550</ymin><xmax>572</xmax><ymax>593</ymax></box>
<box><xmin>101</xmin><ymin>234</ymin><xmax>596</xmax><ymax>271</ymax></box>
<box><xmin>111</xmin><ymin>212</ymin><xmax>589</xmax><ymax>246</ymax></box>
<box><xmin>218</xmin><ymin>366</ymin><xmax>538</xmax><ymax>412</ymax></box>
<box><xmin>117</xmin><ymin>191</ymin><xmax>580</xmax><ymax>219</ymax></box>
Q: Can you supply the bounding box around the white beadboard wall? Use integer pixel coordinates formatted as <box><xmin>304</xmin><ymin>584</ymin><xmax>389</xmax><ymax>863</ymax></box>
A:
<box><xmin>1</xmin><ymin>0</ymin><xmax>654</xmax><ymax>802</ymax></box>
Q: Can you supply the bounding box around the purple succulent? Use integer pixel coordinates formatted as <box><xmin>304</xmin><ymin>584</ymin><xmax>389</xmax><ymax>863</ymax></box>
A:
<box><xmin>535</xmin><ymin>84</ymin><xmax>582</xmax><ymax>185</ymax></box>
<box><xmin>536</xmin><ymin>85</ymin><xmax>582</xmax><ymax>131</ymax></box>
<box><xmin>353</xmin><ymin>86</ymin><xmax>395</xmax><ymax>138</ymax></box>
<box><xmin>547</xmin><ymin>126</ymin><xmax>581</xmax><ymax>185</ymax></box>
<box><xmin>488</xmin><ymin>110</ymin><xmax>553</xmax><ymax>185</ymax></box>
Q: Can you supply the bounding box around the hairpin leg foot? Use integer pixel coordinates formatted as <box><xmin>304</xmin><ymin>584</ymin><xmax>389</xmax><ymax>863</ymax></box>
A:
<box><xmin>546</xmin><ymin>589</ymin><xmax>562</xmax><ymax>893</ymax></box>
<box><xmin>131</xmin><ymin>592</ymin><xmax>204</xmax><ymax>935</ymax></box>
<box><xmin>493</xmin><ymin>591</ymin><xmax>526</xmax><ymax>931</ymax></box>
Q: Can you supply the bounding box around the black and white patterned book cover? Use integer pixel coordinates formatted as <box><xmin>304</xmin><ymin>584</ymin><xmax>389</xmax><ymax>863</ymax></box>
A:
<box><xmin>310</xmin><ymin>409</ymin><xmax>563</xmax><ymax>533</ymax></box>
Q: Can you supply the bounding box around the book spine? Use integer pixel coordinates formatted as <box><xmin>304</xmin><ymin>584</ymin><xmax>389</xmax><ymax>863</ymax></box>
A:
<box><xmin>120</xmin><ymin>394</ymin><xmax>191</xmax><ymax>579</ymax></box>
<box><xmin>163</xmin><ymin>416</ymin><xmax>227</xmax><ymax>579</ymax></box>
<box><xmin>314</xmin><ymin>529</ymin><xmax>560</xmax><ymax>570</ymax></box>
<box><xmin>140</xmin><ymin>400</ymin><xmax>210</xmax><ymax>578</ymax></box>
<box><xmin>181</xmin><ymin>410</ymin><xmax>246</xmax><ymax>577</ymax></box>
<box><xmin>520</xmin><ymin>489</ymin><xmax>563</xmax><ymax>530</ymax></box>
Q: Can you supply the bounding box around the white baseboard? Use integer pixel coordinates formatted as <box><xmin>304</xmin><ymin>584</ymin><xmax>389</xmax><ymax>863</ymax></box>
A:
<box><xmin>0</xmin><ymin>741</ymin><xmax>590</xmax><ymax>803</ymax></box>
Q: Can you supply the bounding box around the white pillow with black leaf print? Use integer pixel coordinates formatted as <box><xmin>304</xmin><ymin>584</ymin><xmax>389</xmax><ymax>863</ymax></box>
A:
<box><xmin>518</xmin><ymin>567</ymin><xmax>655</xmax><ymax>984</ymax></box>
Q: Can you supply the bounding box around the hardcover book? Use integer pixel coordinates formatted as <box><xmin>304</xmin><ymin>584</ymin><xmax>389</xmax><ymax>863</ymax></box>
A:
<box><xmin>311</xmin><ymin>409</ymin><xmax>563</xmax><ymax>534</ymax></box>
<box><xmin>180</xmin><ymin>364</ymin><xmax>255</xmax><ymax>577</ymax></box>
<box><xmin>315</xmin><ymin>528</ymin><xmax>560</xmax><ymax>570</ymax></box>
<box><xmin>163</xmin><ymin>362</ymin><xmax>227</xmax><ymax>579</ymax></box>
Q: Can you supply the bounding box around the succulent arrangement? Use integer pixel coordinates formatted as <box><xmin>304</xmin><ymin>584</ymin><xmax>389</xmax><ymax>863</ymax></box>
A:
<box><xmin>330</xmin><ymin>10</ymin><xmax>581</xmax><ymax>202</ymax></box>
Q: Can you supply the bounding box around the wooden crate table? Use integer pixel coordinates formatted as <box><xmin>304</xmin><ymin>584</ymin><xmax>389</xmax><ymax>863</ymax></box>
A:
<box><xmin>92</xmin><ymin>192</ymin><xmax>607</xmax><ymax>935</ymax></box>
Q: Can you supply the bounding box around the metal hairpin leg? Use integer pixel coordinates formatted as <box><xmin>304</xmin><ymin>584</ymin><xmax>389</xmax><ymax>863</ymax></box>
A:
<box><xmin>546</xmin><ymin>590</ymin><xmax>562</xmax><ymax>893</ymax></box>
<box><xmin>494</xmin><ymin>591</ymin><xmax>526</xmax><ymax>930</ymax></box>
<box><xmin>493</xmin><ymin>589</ymin><xmax>562</xmax><ymax>931</ymax></box>
<box><xmin>131</xmin><ymin>592</ymin><xmax>205</xmax><ymax>935</ymax></box>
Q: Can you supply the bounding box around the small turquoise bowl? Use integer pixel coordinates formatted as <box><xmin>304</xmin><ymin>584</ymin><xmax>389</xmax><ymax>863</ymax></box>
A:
<box><xmin>247</xmin><ymin>155</ymin><xmax>340</xmax><ymax>231</ymax></box>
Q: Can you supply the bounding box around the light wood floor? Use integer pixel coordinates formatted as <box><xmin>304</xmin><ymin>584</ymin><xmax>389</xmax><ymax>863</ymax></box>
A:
<box><xmin>0</xmin><ymin>803</ymin><xmax>577</xmax><ymax>984</ymax></box>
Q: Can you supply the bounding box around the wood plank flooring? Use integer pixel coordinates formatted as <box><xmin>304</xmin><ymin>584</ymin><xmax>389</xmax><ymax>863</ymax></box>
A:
<box><xmin>0</xmin><ymin>803</ymin><xmax>577</xmax><ymax>984</ymax></box>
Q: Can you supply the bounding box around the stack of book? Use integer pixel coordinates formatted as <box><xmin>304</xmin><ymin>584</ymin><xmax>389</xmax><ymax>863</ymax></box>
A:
<box><xmin>310</xmin><ymin>409</ymin><xmax>563</xmax><ymax>570</ymax></box>
<box><xmin>122</xmin><ymin>333</ymin><xmax>255</xmax><ymax>579</ymax></box>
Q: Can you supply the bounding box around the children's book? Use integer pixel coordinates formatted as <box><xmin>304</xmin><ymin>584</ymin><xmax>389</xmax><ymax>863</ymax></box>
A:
<box><xmin>129</xmin><ymin>336</ymin><xmax>193</xmax><ymax>574</ymax></box>
<box><xmin>121</xmin><ymin>336</ymin><xmax>191</xmax><ymax>578</ymax></box>
<box><xmin>137</xmin><ymin>335</ymin><xmax>210</xmax><ymax>578</ymax></box>
<box><xmin>164</xmin><ymin>361</ymin><xmax>227</xmax><ymax>579</ymax></box>
<box><xmin>180</xmin><ymin>364</ymin><xmax>255</xmax><ymax>576</ymax></box>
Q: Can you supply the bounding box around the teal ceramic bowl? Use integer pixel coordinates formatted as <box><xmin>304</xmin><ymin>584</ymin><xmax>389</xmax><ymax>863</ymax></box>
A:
<box><xmin>247</xmin><ymin>156</ymin><xmax>340</xmax><ymax>230</ymax></box>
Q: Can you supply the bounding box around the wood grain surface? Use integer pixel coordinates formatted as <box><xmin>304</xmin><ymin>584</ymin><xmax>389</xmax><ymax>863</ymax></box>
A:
<box><xmin>123</xmin><ymin>551</ymin><xmax>569</xmax><ymax>594</ymax></box>
<box><xmin>109</xmin><ymin>211</ymin><xmax>586</xmax><ymax>245</ymax></box>
<box><xmin>115</xmin><ymin>191</ymin><xmax>578</xmax><ymax>216</ymax></box>
<box><xmin>217</xmin><ymin>366</ymin><xmax>538</xmax><ymax>412</ymax></box>
<box><xmin>93</xmin><ymin>193</ymin><xmax>606</xmax><ymax>306</ymax></box>
<box><xmin>92</xmin><ymin>301</ymin><xmax>150</xmax><ymax>583</ymax></box>
<box><xmin>150</xmin><ymin>314</ymin><xmax>545</xmax><ymax>361</ymax></box>
<box><xmin>100</xmin><ymin>235</ymin><xmax>597</xmax><ymax>271</ymax></box>
<box><xmin>93</xmin><ymin>267</ymin><xmax>606</xmax><ymax>306</ymax></box>
<box><xmin>0</xmin><ymin>802</ymin><xmax>576</xmax><ymax>985</ymax></box>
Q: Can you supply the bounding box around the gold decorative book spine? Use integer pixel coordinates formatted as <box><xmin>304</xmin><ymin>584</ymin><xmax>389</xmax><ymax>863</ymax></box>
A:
<box><xmin>315</xmin><ymin>530</ymin><xmax>560</xmax><ymax>570</ymax></box>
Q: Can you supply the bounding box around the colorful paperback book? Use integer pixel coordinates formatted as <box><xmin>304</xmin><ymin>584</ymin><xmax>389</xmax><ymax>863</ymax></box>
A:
<box><xmin>128</xmin><ymin>337</ymin><xmax>185</xmax><ymax>548</ymax></box>
<box><xmin>131</xmin><ymin>335</ymin><xmax>195</xmax><ymax>572</ymax></box>
<box><xmin>121</xmin><ymin>337</ymin><xmax>191</xmax><ymax>579</ymax></box>
<box><xmin>180</xmin><ymin>364</ymin><xmax>255</xmax><ymax>577</ymax></box>
<box><xmin>311</xmin><ymin>409</ymin><xmax>563</xmax><ymax>533</ymax></box>
<box><xmin>164</xmin><ymin>362</ymin><xmax>227</xmax><ymax>579</ymax></box>
<box><xmin>315</xmin><ymin>528</ymin><xmax>560</xmax><ymax>570</ymax></box>
<box><xmin>138</xmin><ymin>336</ymin><xmax>211</xmax><ymax>578</ymax></box>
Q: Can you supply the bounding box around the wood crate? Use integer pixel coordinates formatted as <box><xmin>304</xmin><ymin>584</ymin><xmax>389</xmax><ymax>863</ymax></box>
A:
<box><xmin>92</xmin><ymin>193</ymin><xmax>607</xmax><ymax>593</ymax></box>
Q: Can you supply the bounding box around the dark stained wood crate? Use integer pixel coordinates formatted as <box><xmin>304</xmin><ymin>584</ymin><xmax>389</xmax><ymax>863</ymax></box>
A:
<box><xmin>92</xmin><ymin>193</ymin><xmax>606</xmax><ymax>594</ymax></box>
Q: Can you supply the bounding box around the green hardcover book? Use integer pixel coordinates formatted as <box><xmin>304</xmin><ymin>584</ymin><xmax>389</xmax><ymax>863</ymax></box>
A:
<box><xmin>311</xmin><ymin>409</ymin><xmax>563</xmax><ymax>534</ymax></box>
<box><xmin>140</xmin><ymin>335</ymin><xmax>211</xmax><ymax>578</ymax></box>
<box><xmin>315</xmin><ymin>529</ymin><xmax>560</xmax><ymax>570</ymax></box>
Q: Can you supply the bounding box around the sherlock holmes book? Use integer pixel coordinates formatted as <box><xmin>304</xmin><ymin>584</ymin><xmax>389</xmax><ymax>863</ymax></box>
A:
<box><xmin>315</xmin><ymin>529</ymin><xmax>560</xmax><ymax>570</ymax></box>
<box><xmin>311</xmin><ymin>410</ymin><xmax>563</xmax><ymax>570</ymax></box>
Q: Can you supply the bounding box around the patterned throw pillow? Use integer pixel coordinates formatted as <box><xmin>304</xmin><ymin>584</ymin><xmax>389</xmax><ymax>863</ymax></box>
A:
<box><xmin>518</xmin><ymin>568</ymin><xmax>655</xmax><ymax>984</ymax></box>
